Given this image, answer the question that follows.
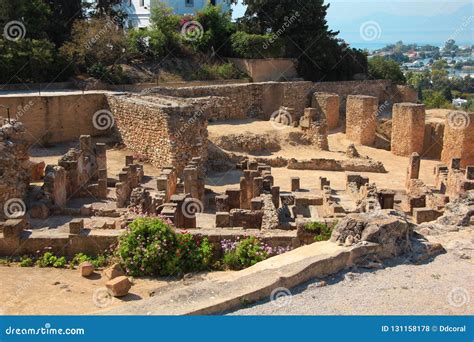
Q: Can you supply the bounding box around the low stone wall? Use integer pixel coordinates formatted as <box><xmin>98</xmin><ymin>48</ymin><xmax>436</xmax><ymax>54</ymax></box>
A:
<box><xmin>0</xmin><ymin>93</ymin><xmax>108</xmax><ymax>144</ymax></box>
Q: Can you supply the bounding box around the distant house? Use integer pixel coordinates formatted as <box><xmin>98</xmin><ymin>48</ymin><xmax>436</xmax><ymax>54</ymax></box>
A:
<box><xmin>452</xmin><ymin>98</ymin><xmax>468</xmax><ymax>108</ymax></box>
<box><xmin>119</xmin><ymin>0</ymin><xmax>233</xmax><ymax>28</ymax></box>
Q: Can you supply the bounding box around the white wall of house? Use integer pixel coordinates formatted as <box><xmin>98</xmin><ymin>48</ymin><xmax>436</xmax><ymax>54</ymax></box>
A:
<box><xmin>120</xmin><ymin>0</ymin><xmax>232</xmax><ymax>28</ymax></box>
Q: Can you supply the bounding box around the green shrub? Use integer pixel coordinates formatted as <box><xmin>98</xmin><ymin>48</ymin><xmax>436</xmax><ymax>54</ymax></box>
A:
<box><xmin>19</xmin><ymin>256</ymin><xmax>33</xmax><ymax>267</ymax></box>
<box><xmin>70</xmin><ymin>253</ymin><xmax>109</xmax><ymax>269</ymax></box>
<box><xmin>223</xmin><ymin>237</ymin><xmax>269</xmax><ymax>270</ymax></box>
<box><xmin>117</xmin><ymin>218</ymin><xmax>178</xmax><ymax>276</ymax></box>
<box><xmin>191</xmin><ymin>63</ymin><xmax>242</xmax><ymax>80</ymax></box>
<box><xmin>422</xmin><ymin>90</ymin><xmax>452</xmax><ymax>109</ymax></box>
<box><xmin>117</xmin><ymin>217</ymin><xmax>213</xmax><ymax>276</ymax></box>
<box><xmin>127</xmin><ymin>27</ymin><xmax>166</xmax><ymax>59</ymax></box>
<box><xmin>230</xmin><ymin>32</ymin><xmax>284</xmax><ymax>59</ymax></box>
<box><xmin>305</xmin><ymin>222</ymin><xmax>334</xmax><ymax>242</ymax></box>
<box><xmin>36</xmin><ymin>252</ymin><xmax>66</xmax><ymax>268</ymax></box>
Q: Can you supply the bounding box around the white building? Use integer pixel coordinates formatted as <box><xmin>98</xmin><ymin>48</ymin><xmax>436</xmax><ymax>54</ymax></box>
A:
<box><xmin>120</xmin><ymin>0</ymin><xmax>233</xmax><ymax>28</ymax></box>
<box><xmin>452</xmin><ymin>98</ymin><xmax>468</xmax><ymax>108</ymax></box>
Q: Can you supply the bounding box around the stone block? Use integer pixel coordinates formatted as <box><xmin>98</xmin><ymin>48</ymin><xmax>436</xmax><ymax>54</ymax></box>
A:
<box><xmin>312</xmin><ymin>92</ymin><xmax>340</xmax><ymax>130</ymax></box>
<box><xmin>2</xmin><ymin>218</ymin><xmax>27</xmax><ymax>239</ymax></box>
<box><xmin>291</xmin><ymin>177</ymin><xmax>300</xmax><ymax>192</ymax></box>
<box><xmin>105</xmin><ymin>276</ymin><xmax>132</xmax><ymax>297</ymax></box>
<box><xmin>216</xmin><ymin>212</ymin><xmax>230</xmax><ymax>228</ymax></box>
<box><xmin>346</xmin><ymin>95</ymin><xmax>378</xmax><ymax>146</ymax></box>
<box><xmin>391</xmin><ymin>103</ymin><xmax>425</xmax><ymax>156</ymax></box>
<box><xmin>79</xmin><ymin>261</ymin><xmax>94</xmax><ymax>277</ymax></box>
<box><xmin>413</xmin><ymin>208</ymin><xmax>443</xmax><ymax>224</ymax></box>
<box><xmin>103</xmin><ymin>263</ymin><xmax>125</xmax><ymax>280</ymax></box>
<box><xmin>69</xmin><ymin>218</ymin><xmax>84</xmax><ymax>235</ymax></box>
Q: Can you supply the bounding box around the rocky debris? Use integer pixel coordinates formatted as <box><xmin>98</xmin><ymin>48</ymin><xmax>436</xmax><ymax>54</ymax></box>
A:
<box><xmin>79</xmin><ymin>262</ymin><xmax>94</xmax><ymax>277</ymax></box>
<box><xmin>418</xmin><ymin>190</ymin><xmax>473</xmax><ymax>235</ymax></box>
<box><xmin>331</xmin><ymin>210</ymin><xmax>412</xmax><ymax>258</ymax></box>
<box><xmin>346</xmin><ymin>144</ymin><xmax>361</xmax><ymax>158</ymax></box>
<box><xmin>212</xmin><ymin>132</ymin><xmax>281</xmax><ymax>153</ymax></box>
<box><xmin>103</xmin><ymin>263</ymin><xmax>125</xmax><ymax>280</ymax></box>
<box><xmin>105</xmin><ymin>276</ymin><xmax>132</xmax><ymax>297</ymax></box>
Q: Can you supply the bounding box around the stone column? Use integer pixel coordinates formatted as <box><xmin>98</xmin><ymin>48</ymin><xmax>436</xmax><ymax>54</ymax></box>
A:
<box><xmin>271</xmin><ymin>186</ymin><xmax>280</xmax><ymax>208</ymax></box>
<box><xmin>312</xmin><ymin>92</ymin><xmax>340</xmax><ymax>130</ymax></box>
<box><xmin>346</xmin><ymin>95</ymin><xmax>378</xmax><ymax>146</ymax></box>
<box><xmin>441</xmin><ymin>112</ymin><xmax>474</xmax><ymax>168</ymax></box>
<box><xmin>406</xmin><ymin>152</ymin><xmax>421</xmax><ymax>188</ymax></box>
<box><xmin>391</xmin><ymin>103</ymin><xmax>425</xmax><ymax>156</ymax></box>
<box><xmin>95</xmin><ymin>143</ymin><xmax>107</xmax><ymax>178</ymax></box>
<box><xmin>226</xmin><ymin>189</ymin><xmax>241</xmax><ymax>210</ymax></box>
<box><xmin>291</xmin><ymin>177</ymin><xmax>300</xmax><ymax>192</ymax></box>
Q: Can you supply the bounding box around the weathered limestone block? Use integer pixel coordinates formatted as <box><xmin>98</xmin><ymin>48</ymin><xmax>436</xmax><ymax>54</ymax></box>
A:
<box><xmin>2</xmin><ymin>218</ymin><xmax>27</xmax><ymax>239</ymax></box>
<box><xmin>69</xmin><ymin>218</ymin><xmax>84</xmax><ymax>235</ymax></box>
<box><xmin>216</xmin><ymin>212</ymin><xmax>230</xmax><ymax>228</ymax></box>
<box><xmin>311</xmin><ymin>92</ymin><xmax>340</xmax><ymax>130</ymax></box>
<box><xmin>271</xmin><ymin>186</ymin><xmax>280</xmax><ymax>208</ymax></box>
<box><xmin>346</xmin><ymin>95</ymin><xmax>378</xmax><ymax>146</ymax></box>
<box><xmin>225</xmin><ymin>189</ymin><xmax>241</xmax><ymax>210</ymax></box>
<box><xmin>441</xmin><ymin>111</ymin><xmax>474</xmax><ymax>168</ymax></box>
<box><xmin>391</xmin><ymin>103</ymin><xmax>425</xmax><ymax>156</ymax></box>
<box><xmin>291</xmin><ymin>177</ymin><xmax>300</xmax><ymax>192</ymax></box>
<box><xmin>103</xmin><ymin>263</ymin><xmax>125</xmax><ymax>280</ymax></box>
<box><xmin>230</xmin><ymin>209</ymin><xmax>264</xmax><ymax>229</ymax></box>
<box><xmin>405</xmin><ymin>152</ymin><xmax>421</xmax><ymax>189</ymax></box>
<box><xmin>251</xmin><ymin>197</ymin><xmax>263</xmax><ymax>210</ymax></box>
<box><xmin>215</xmin><ymin>194</ymin><xmax>229</xmax><ymax>212</ymax></box>
<box><xmin>106</xmin><ymin>276</ymin><xmax>132</xmax><ymax>297</ymax></box>
<box><xmin>43</xmin><ymin>165</ymin><xmax>67</xmax><ymax>207</ymax></box>
<box><xmin>79</xmin><ymin>261</ymin><xmax>94</xmax><ymax>277</ymax></box>
<box><xmin>331</xmin><ymin>210</ymin><xmax>412</xmax><ymax>258</ymax></box>
<box><xmin>413</xmin><ymin>208</ymin><xmax>443</xmax><ymax>224</ymax></box>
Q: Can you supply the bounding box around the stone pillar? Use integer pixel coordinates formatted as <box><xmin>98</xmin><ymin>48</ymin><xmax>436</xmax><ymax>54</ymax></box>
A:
<box><xmin>466</xmin><ymin>166</ymin><xmax>474</xmax><ymax>180</ymax></box>
<box><xmin>216</xmin><ymin>212</ymin><xmax>230</xmax><ymax>228</ymax></box>
<box><xmin>252</xmin><ymin>177</ymin><xmax>263</xmax><ymax>198</ymax></box>
<box><xmin>291</xmin><ymin>177</ymin><xmax>300</xmax><ymax>192</ymax></box>
<box><xmin>271</xmin><ymin>186</ymin><xmax>280</xmax><ymax>208</ymax></box>
<box><xmin>319</xmin><ymin>177</ymin><xmax>330</xmax><ymax>190</ymax></box>
<box><xmin>378</xmin><ymin>190</ymin><xmax>395</xmax><ymax>209</ymax></box>
<box><xmin>225</xmin><ymin>189</ymin><xmax>241</xmax><ymax>210</ymax></box>
<box><xmin>406</xmin><ymin>152</ymin><xmax>421</xmax><ymax>188</ymax></box>
<box><xmin>95</xmin><ymin>143</ymin><xmax>107</xmax><ymax>178</ymax></box>
<box><xmin>182</xmin><ymin>198</ymin><xmax>197</xmax><ymax>228</ymax></box>
<box><xmin>79</xmin><ymin>135</ymin><xmax>92</xmax><ymax>154</ymax></box>
<box><xmin>170</xmin><ymin>194</ymin><xmax>186</xmax><ymax>228</ymax></box>
<box><xmin>215</xmin><ymin>194</ymin><xmax>229</xmax><ymax>212</ymax></box>
<box><xmin>450</xmin><ymin>158</ymin><xmax>461</xmax><ymax>170</ymax></box>
<box><xmin>312</xmin><ymin>92</ymin><xmax>340</xmax><ymax>130</ymax></box>
<box><xmin>441</xmin><ymin>112</ymin><xmax>474</xmax><ymax>168</ymax></box>
<box><xmin>125</xmin><ymin>155</ymin><xmax>134</xmax><ymax>166</ymax></box>
<box><xmin>239</xmin><ymin>177</ymin><xmax>249</xmax><ymax>209</ymax></box>
<box><xmin>346</xmin><ymin>95</ymin><xmax>378</xmax><ymax>146</ymax></box>
<box><xmin>183</xmin><ymin>167</ymin><xmax>199</xmax><ymax>199</ymax></box>
<box><xmin>391</xmin><ymin>103</ymin><xmax>425</xmax><ymax>156</ymax></box>
<box><xmin>251</xmin><ymin>198</ymin><xmax>263</xmax><ymax>210</ymax></box>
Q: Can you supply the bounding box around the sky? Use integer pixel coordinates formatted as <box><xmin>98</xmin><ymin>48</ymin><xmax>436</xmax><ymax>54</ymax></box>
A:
<box><xmin>231</xmin><ymin>0</ymin><xmax>474</xmax><ymax>48</ymax></box>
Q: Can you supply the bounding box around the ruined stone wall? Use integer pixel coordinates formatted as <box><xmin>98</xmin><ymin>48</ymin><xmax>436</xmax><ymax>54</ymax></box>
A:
<box><xmin>149</xmin><ymin>81</ymin><xmax>313</xmax><ymax>121</ymax></box>
<box><xmin>311</xmin><ymin>80</ymin><xmax>417</xmax><ymax>113</ymax></box>
<box><xmin>107</xmin><ymin>95</ymin><xmax>208</xmax><ymax>175</ymax></box>
<box><xmin>0</xmin><ymin>121</ymin><xmax>30</xmax><ymax>220</ymax></box>
<box><xmin>422</xmin><ymin>122</ymin><xmax>444</xmax><ymax>160</ymax></box>
<box><xmin>0</xmin><ymin>93</ymin><xmax>108</xmax><ymax>144</ymax></box>
<box><xmin>441</xmin><ymin>112</ymin><xmax>474</xmax><ymax>168</ymax></box>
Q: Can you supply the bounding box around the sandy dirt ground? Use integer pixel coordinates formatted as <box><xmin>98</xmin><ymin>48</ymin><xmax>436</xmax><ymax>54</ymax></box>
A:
<box><xmin>229</xmin><ymin>230</ymin><xmax>474</xmax><ymax>315</ymax></box>
<box><xmin>0</xmin><ymin>265</ymin><xmax>232</xmax><ymax>315</ymax></box>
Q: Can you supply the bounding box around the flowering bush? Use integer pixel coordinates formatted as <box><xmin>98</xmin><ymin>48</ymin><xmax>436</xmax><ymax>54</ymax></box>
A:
<box><xmin>221</xmin><ymin>237</ymin><xmax>290</xmax><ymax>270</ymax></box>
<box><xmin>117</xmin><ymin>218</ymin><xmax>213</xmax><ymax>277</ymax></box>
<box><xmin>304</xmin><ymin>221</ymin><xmax>335</xmax><ymax>242</ymax></box>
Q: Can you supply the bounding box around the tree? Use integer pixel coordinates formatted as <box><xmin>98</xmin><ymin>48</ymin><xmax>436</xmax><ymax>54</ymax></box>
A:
<box><xmin>368</xmin><ymin>56</ymin><xmax>406</xmax><ymax>84</ymax></box>
<box><xmin>240</xmin><ymin>0</ymin><xmax>367</xmax><ymax>81</ymax></box>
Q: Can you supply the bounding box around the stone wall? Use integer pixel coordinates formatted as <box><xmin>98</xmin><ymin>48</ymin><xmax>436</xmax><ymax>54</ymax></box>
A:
<box><xmin>311</xmin><ymin>80</ymin><xmax>417</xmax><ymax>113</ymax></box>
<box><xmin>107</xmin><ymin>94</ymin><xmax>208</xmax><ymax>175</ymax></box>
<box><xmin>0</xmin><ymin>93</ymin><xmax>108</xmax><ymax>144</ymax></box>
<box><xmin>229</xmin><ymin>58</ymin><xmax>298</xmax><ymax>82</ymax></box>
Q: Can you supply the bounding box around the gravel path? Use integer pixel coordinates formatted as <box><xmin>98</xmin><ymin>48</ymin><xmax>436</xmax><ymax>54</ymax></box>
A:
<box><xmin>229</xmin><ymin>232</ymin><xmax>474</xmax><ymax>315</ymax></box>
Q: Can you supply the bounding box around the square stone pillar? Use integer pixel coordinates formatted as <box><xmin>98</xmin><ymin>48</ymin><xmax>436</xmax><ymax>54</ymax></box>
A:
<box><xmin>312</xmin><ymin>92</ymin><xmax>340</xmax><ymax>130</ymax></box>
<box><xmin>346</xmin><ymin>95</ymin><xmax>378</xmax><ymax>146</ymax></box>
<box><xmin>406</xmin><ymin>152</ymin><xmax>421</xmax><ymax>188</ymax></box>
<box><xmin>95</xmin><ymin>143</ymin><xmax>107</xmax><ymax>178</ymax></box>
<box><xmin>271</xmin><ymin>186</ymin><xmax>280</xmax><ymax>208</ymax></box>
<box><xmin>225</xmin><ymin>189</ymin><xmax>241</xmax><ymax>210</ymax></box>
<box><xmin>441</xmin><ymin>112</ymin><xmax>474</xmax><ymax>168</ymax></box>
<box><xmin>291</xmin><ymin>177</ymin><xmax>300</xmax><ymax>192</ymax></box>
<box><xmin>391</xmin><ymin>103</ymin><xmax>426</xmax><ymax>156</ymax></box>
